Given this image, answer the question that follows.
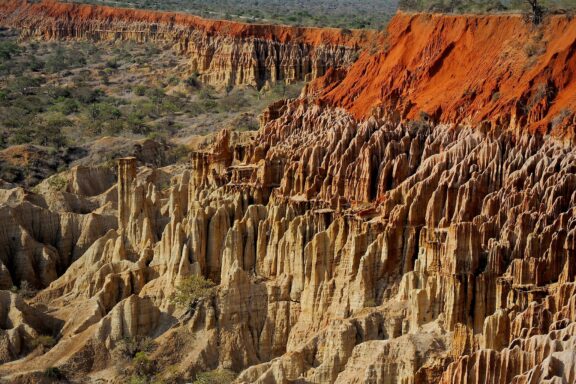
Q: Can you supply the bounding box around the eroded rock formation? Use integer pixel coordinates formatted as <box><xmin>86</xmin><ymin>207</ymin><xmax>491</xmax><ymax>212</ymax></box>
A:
<box><xmin>0</xmin><ymin>4</ymin><xmax>574</xmax><ymax>384</ymax></box>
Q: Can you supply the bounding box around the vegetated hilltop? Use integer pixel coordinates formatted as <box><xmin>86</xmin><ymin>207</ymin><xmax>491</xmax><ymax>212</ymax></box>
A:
<box><xmin>2</xmin><ymin>0</ymin><xmax>374</xmax><ymax>45</ymax></box>
<box><xmin>0</xmin><ymin>27</ymin><xmax>303</xmax><ymax>187</ymax></box>
<box><xmin>399</xmin><ymin>0</ymin><xmax>575</xmax><ymax>13</ymax></box>
<box><xmin>0</xmin><ymin>2</ymin><xmax>575</xmax><ymax>384</ymax></box>
<box><xmin>0</xmin><ymin>1</ymin><xmax>376</xmax><ymax>88</ymax></box>
<box><xmin>57</xmin><ymin>0</ymin><xmax>576</xmax><ymax>30</ymax></box>
<box><xmin>62</xmin><ymin>0</ymin><xmax>398</xmax><ymax>29</ymax></box>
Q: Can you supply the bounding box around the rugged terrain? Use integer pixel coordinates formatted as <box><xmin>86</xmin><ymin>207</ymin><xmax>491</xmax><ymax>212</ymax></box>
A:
<box><xmin>0</xmin><ymin>1</ymin><xmax>575</xmax><ymax>384</ymax></box>
<box><xmin>0</xmin><ymin>12</ymin><xmax>304</xmax><ymax>187</ymax></box>
<box><xmin>0</xmin><ymin>0</ymin><xmax>371</xmax><ymax>89</ymax></box>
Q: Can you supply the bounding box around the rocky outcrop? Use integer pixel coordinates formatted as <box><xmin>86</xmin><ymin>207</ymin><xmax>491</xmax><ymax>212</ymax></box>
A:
<box><xmin>0</xmin><ymin>6</ymin><xmax>575</xmax><ymax>384</ymax></box>
<box><xmin>0</xmin><ymin>96</ymin><xmax>572</xmax><ymax>383</ymax></box>
<box><xmin>0</xmin><ymin>185</ymin><xmax>117</xmax><ymax>290</ymax></box>
<box><xmin>0</xmin><ymin>291</ymin><xmax>62</xmax><ymax>365</ymax></box>
<box><xmin>0</xmin><ymin>0</ymin><xmax>371</xmax><ymax>89</ymax></box>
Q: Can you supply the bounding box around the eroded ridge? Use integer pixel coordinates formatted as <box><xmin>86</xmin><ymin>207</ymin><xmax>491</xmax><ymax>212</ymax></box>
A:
<box><xmin>0</xmin><ymin>0</ymin><xmax>370</xmax><ymax>89</ymax></box>
<box><xmin>0</xmin><ymin>98</ymin><xmax>573</xmax><ymax>383</ymax></box>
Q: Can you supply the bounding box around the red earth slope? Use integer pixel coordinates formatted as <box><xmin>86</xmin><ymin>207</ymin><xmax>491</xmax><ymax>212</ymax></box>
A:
<box><xmin>316</xmin><ymin>12</ymin><xmax>576</xmax><ymax>139</ymax></box>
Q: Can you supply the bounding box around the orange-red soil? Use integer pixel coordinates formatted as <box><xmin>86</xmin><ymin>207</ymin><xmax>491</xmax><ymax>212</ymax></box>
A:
<box><xmin>316</xmin><ymin>12</ymin><xmax>576</xmax><ymax>138</ymax></box>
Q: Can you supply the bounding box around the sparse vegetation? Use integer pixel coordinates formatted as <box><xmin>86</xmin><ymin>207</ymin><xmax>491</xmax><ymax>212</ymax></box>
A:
<box><xmin>193</xmin><ymin>369</ymin><xmax>236</xmax><ymax>384</ymax></box>
<box><xmin>69</xmin><ymin>0</ymin><xmax>395</xmax><ymax>29</ymax></box>
<box><xmin>364</xmin><ymin>298</ymin><xmax>378</xmax><ymax>307</ymax></box>
<box><xmin>32</xmin><ymin>335</ymin><xmax>57</xmax><ymax>349</ymax></box>
<box><xmin>171</xmin><ymin>274</ymin><xmax>216</xmax><ymax>309</ymax></box>
<box><xmin>0</xmin><ymin>29</ymin><xmax>303</xmax><ymax>187</ymax></box>
<box><xmin>524</xmin><ymin>31</ymin><xmax>546</xmax><ymax>61</ymax></box>
<box><xmin>398</xmin><ymin>0</ymin><xmax>573</xmax><ymax>13</ymax></box>
<box><xmin>115</xmin><ymin>336</ymin><xmax>157</xmax><ymax>360</ymax></box>
<box><xmin>44</xmin><ymin>366</ymin><xmax>65</xmax><ymax>380</ymax></box>
<box><xmin>551</xmin><ymin>108</ymin><xmax>572</xmax><ymax>128</ymax></box>
<box><xmin>527</xmin><ymin>82</ymin><xmax>553</xmax><ymax>110</ymax></box>
<box><xmin>133</xmin><ymin>351</ymin><xmax>156</xmax><ymax>377</ymax></box>
<box><xmin>11</xmin><ymin>280</ymin><xmax>38</xmax><ymax>299</ymax></box>
<box><xmin>47</xmin><ymin>174</ymin><xmax>68</xmax><ymax>191</ymax></box>
<box><xmin>155</xmin><ymin>364</ymin><xmax>182</xmax><ymax>384</ymax></box>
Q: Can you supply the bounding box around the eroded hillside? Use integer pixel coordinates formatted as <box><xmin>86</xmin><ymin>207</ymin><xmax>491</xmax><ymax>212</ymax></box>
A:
<box><xmin>313</xmin><ymin>12</ymin><xmax>576</xmax><ymax>141</ymax></box>
<box><xmin>0</xmin><ymin>1</ymin><xmax>574</xmax><ymax>384</ymax></box>
<box><xmin>0</xmin><ymin>0</ymin><xmax>374</xmax><ymax>89</ymax></box>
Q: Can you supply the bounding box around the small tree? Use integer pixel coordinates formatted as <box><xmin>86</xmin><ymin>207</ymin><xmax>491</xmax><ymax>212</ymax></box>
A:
<box><xmin>133</xmin><ymin>351</ymin><xmax>155</xmax><ymax>377</ymax></box>
<box><xmin>114</xmin><ymin>336</ymin><xmax>156</xmax><ymax>360</ymax></box>
<box><xmin>526</xmin><ymin>0</ymin><xmax>544</xmax><ymax>25</ymax></box>
<box><xmin>193</xmin><ymin>369</ymin><xmax>236</xmax><ymax>384</ymax></box>
<box><xmin>171</xmin><ymin>275</ymin><xmax>215</xmax><ymax>310</ymax></box>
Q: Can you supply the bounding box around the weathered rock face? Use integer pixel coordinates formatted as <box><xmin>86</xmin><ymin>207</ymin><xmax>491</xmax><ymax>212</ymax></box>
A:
<box><xmin>0</xmin><ymin>182</ymin><xmax>117</xmax><ymax>290</ymax></box>
<box><xmin>0</xmin><ymin>5</ymin><xmax>574</xmax><ymax>384</ymax></box>
<box><xmin>313</xmin><ymin>13</ymin><xmax>576</xmax><ymax>142</ymax></box>
<box><xmin>0</xmin><ymin>98</ymin><xmax>573</xmax><ymax>383</ymax></box>
<box><xmin>0</xmin><ymin>291</ymin><xmax>63</xmax><ymax>365</ymax></box>
<box><xmin>0</xmin><ymin>0</ymin><xmax>370</xmax><ymax>89</ymax></box>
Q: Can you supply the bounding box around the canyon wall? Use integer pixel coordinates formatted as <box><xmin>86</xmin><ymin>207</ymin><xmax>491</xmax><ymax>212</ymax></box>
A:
<box><xmin>0</xmin><ymin>0</ymin><xmax>373</xmax><ymax>89</ymax></box>
<box><xmin>0</xmin><ymin>4</ymin><xmax>575</xmax><ymax>384</ymax></box>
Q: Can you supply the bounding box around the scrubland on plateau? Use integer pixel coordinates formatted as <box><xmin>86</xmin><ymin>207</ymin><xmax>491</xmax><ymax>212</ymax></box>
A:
<box><xmin>0</xmin><ymin>1</ymin><xmax>574</xmax><ymax>384</ymax></box>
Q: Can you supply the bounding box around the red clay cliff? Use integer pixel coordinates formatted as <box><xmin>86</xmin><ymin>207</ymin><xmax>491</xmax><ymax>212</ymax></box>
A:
<box><xmin>316</xmin><ymin>12</ymin><xmax>576</xmax><ymax>139</ymax></box>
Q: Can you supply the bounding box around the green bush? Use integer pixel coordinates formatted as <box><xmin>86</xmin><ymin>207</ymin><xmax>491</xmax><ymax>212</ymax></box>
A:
<box><xmin>32</xmin><ymin>335</ymin><xmax>57</xmax><ymax>349</ymax></box>
<box><xmin>133</xmin><ymin>351</ymin><xmax>156</xmax><ymax>377</ymax></box>
<box><xmin>128</xmin><ymin>375</ymin><xmax>147</xmax><ymax>384</ymax></box>
<box><xmin>0</xmin><ymin>41</ymin><xmax>19</xmax><ymax>60</ymax></box>
<box><xmin>145</xmin><ymin>87</ymin><xmax>166</xmax><ymax>103</ymax></box>
<box><xmin>12</xmin><ymin>95</ymin><xmax>45</xmax><ymax>114</ymax></box>
<box><xmin>8</xmin><ymin>76</ymin><xmax>43</xmax><ymax>96</ymax></box>
<box><xmin>115</xmin><ymin>336</ymin><xmax>156</xmax><ymax>360</ymax></box>
<box><xmin>134</xmin><ymin>85</ymin><xmax>147</xmax><ymax>96</ymax></box>
<box><xmin>171</xmin><ymin>275</ymin><xmax>215</xmax><ymax>309</ymax></box>
<box><xmin>87</xmin><ymin>102</ymin><xmax>122</xmax><ymax>121</ymax></box>
<box><xmin>7</xmin><ymin>127</ymin><xmax>34</xmax><ymax>145</ymax></box>
<box><xmin>52</xmin><ymin>99</ymin><xmax>80</xmax><ymax>115</ymax></box>
<box><xmin>106</xmin><ymin>59</ymin><xmax>120</xmax><ymax>69</ymax></box>
<box><xmin>219</xmin><ymin>92</ymin><xmax>249</xmax><ymax>112</ymax></box>
<box><xmin>47</xmin><ymin>175</ymin><xmax>67</xmax><ymax>191</ymax></box>
<box><xmin>71</xmin><ymin>87</ymin><xmax>105</xmax><ymax>104</ymax></box>
<box><xmin>44</xmin><ymin>367</ymin><xmax>65</xmax><ymax>380</ymax></box>
<box><xmin>193</xmin><ymin>369</ymin><xmax>236</xmax><ymax>384</ymax></box>
<box><xmin>45</xmin><ymin>46</ymin><xmax>87</xmax><ymax>73</ymax></box>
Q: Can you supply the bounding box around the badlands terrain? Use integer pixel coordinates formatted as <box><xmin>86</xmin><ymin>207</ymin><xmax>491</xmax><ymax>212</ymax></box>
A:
<box><xmin>0</xmin><ymin>0</ymin><xmax>575</xmax><ymax>383</ymax></box>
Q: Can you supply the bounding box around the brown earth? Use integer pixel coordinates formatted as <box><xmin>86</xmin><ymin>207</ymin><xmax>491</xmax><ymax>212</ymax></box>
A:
<box><xmin>0</xmin><ymin>3</ymin><xmax>574</xmax><ymax>384</ymax></box>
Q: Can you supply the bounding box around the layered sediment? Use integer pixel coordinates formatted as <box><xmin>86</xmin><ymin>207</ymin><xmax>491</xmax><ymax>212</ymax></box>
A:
<box><xmin>313</xmin><ymin>13</ymin><xmax>576</xmax><ymax>141</ymax></box>
<box><xmin>0</xmin><ymin>0</ymin><xmax>372</xmax><ymax>89</ymax></box>
<box><xmin>0</xmin><ymin>4</ymin><xmax>575</xmax><ymax>384</ymax></box>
